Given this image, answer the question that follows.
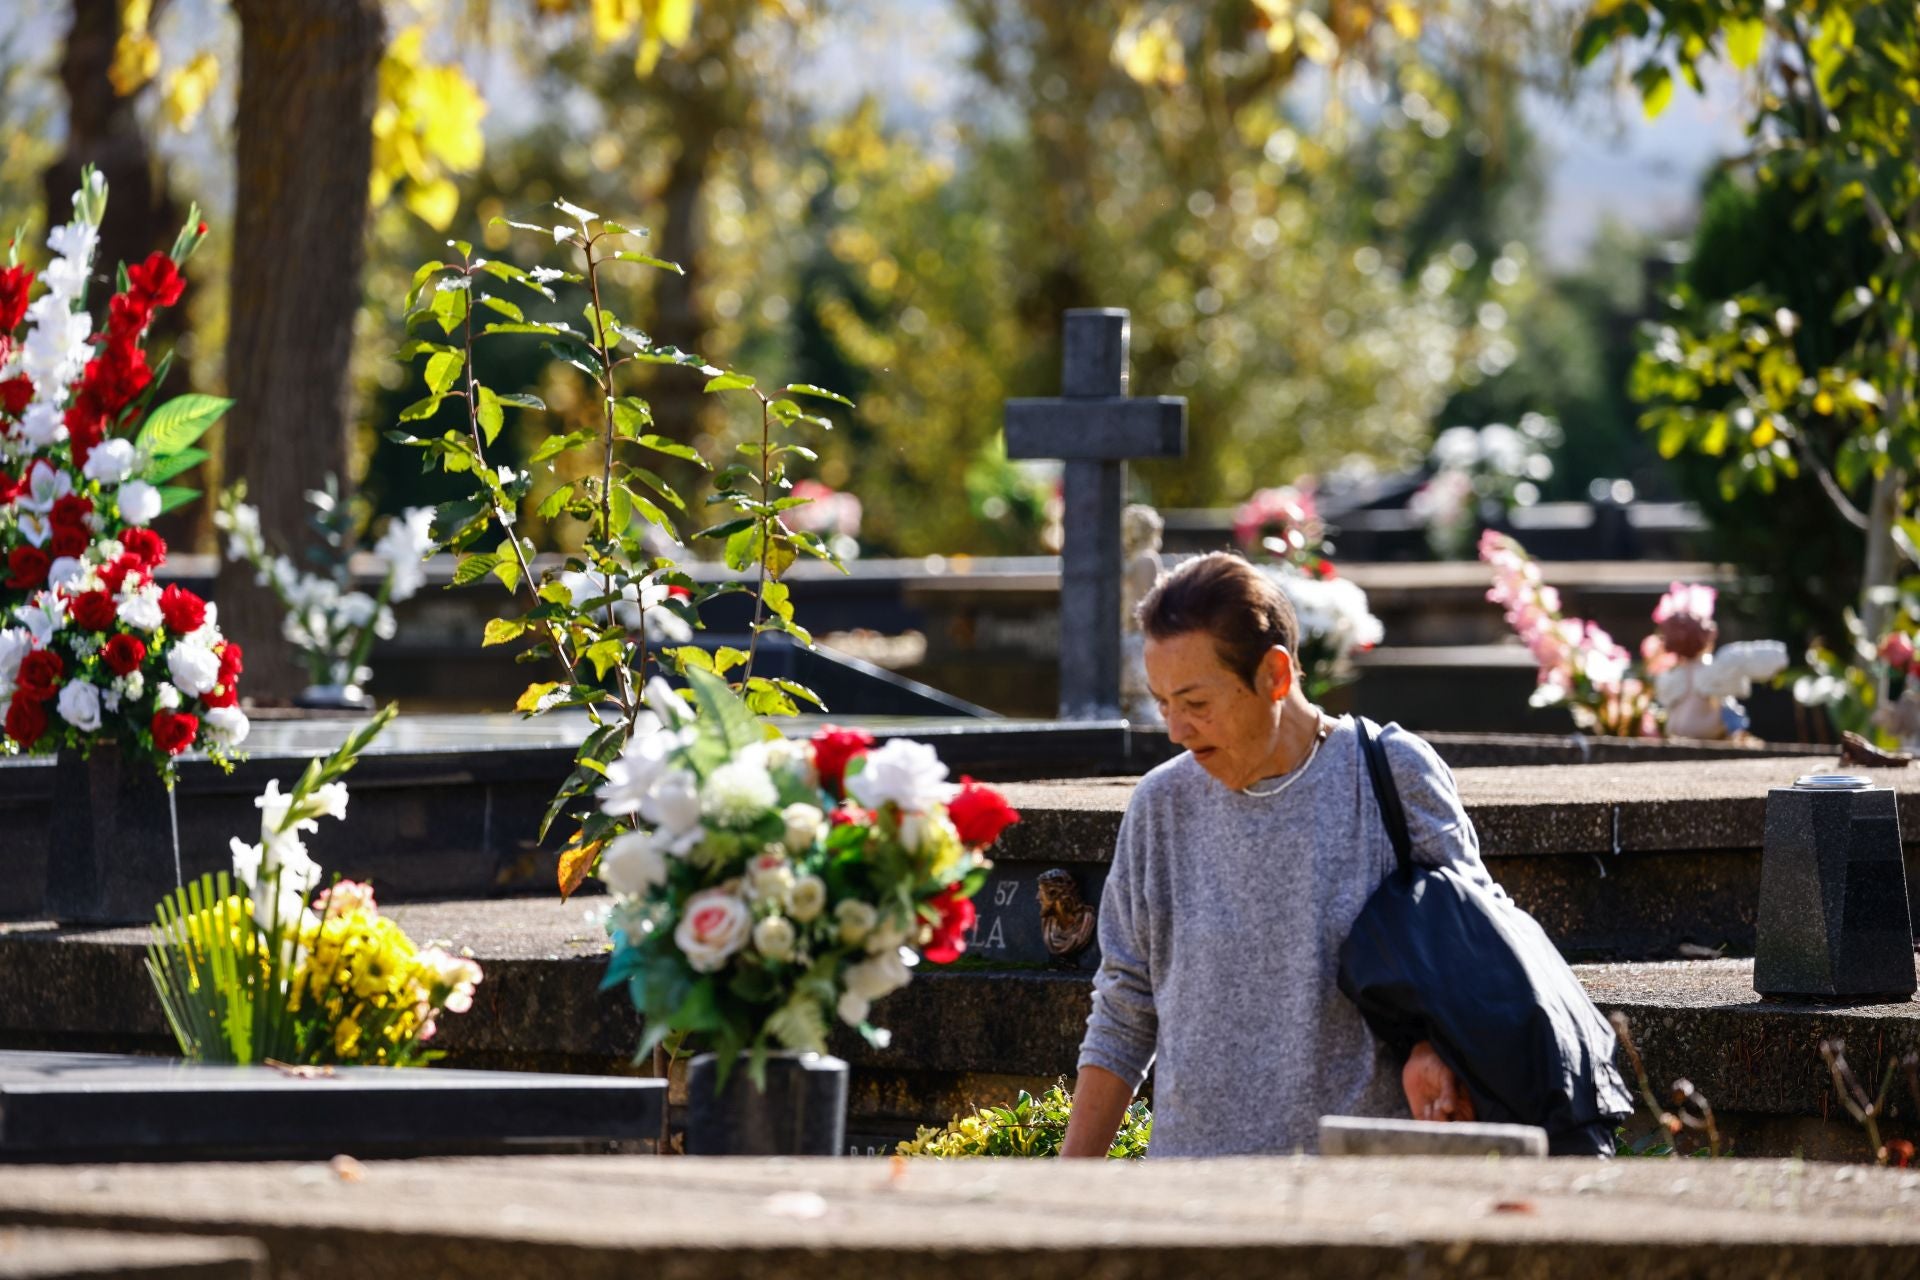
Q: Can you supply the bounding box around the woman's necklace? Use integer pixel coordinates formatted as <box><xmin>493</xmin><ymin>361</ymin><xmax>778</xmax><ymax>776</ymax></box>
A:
<box><xmin>1239</xmin><ymin>711</ymin><xmax>1334</xmax><ymax>799</ymax></box>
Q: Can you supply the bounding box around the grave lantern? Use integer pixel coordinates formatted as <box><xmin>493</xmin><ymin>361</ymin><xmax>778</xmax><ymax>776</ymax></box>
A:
<box><xmin>1753</xmin><ymin>774</ymin><xmax>1916</xmax><ymax>1002</ymax></box>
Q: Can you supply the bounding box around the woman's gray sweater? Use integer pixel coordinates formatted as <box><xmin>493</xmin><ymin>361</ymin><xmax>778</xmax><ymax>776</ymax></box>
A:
<box><xmin>1076</xmin><ymin>716</ymin><xmax>1497</xmax><ymax>1157</ymax></box>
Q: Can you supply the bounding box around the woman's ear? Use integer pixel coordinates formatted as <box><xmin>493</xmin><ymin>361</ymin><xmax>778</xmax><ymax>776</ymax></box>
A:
<box><xmin>1267</xmin><ymin>645</ymin><xmax>1294</xmax><ymax>703</ymax></box>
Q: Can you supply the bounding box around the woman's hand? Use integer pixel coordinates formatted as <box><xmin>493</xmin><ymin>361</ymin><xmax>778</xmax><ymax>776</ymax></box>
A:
<box><xmin>1402</xmin><ymin>1040</ymin><xmax>1475</xmax><ymax>1122</ymax></box>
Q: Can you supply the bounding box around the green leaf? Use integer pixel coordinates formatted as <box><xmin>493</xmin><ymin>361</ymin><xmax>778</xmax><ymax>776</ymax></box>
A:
<box><xmin>611</xmin><ymin>397</ymin><xmax>652</xmax><ymax>440</ymax></box>
<box><xmin>430</xmin><ymin>285</ymin><xmax>469</xmax><ymax>336</ymax></box>
<box><xmin>531</xmin><ymin>431</ymin><xmax>597</xmax><ymax>465</ymax></box>
<box><xmin>537</xmin><ymin>483</ymin><xmax>575</xmax><ymax>520</ymax></box>
<box><xmin>141</xmin><ymin>447</ymin><xmax>208</xmax><ymax>484</ymax></box>
<box><xmin>495</xmin><ymin>391</ymin><xmax>547</xmax><ymax>411</ymax></box>
<box><xmin>480</xmin><ymin>321</ymin><xmax>568</xmax><ymax>338</ymax></box>
<box><xmin>155</xmin><ymin>485</ymin><xmax>199</xmax><ymax>515</ymax></box>
<box><xmin>425</xmin><ymin>351</ymin><xmax>464</xmax><ymax>395</ymax></box>
<box><xmin>685</xmin><ymin>666</ymin><xmax>760</xmax><ymax>754</ymax></box>
<box><xmin>453</xmin><ymin>552</ymin><xmax>502</xmax><ymax>586</ymax></box>
<box><xmin>725</xmin><ymin>524</ymin><xmax>760</xmax><ymax>571</ymax></box>
<box><xmin>477</xmin><ymin>386</ymin><xmax>505</xmax><ymax>445</ymax></box>
<box><xmin>516</xmin><ymin>681</ymin><xmax>563</xmax><ymax>714</ymax></box>
<box><xmin>695</xmin><ymin>516</ymin><xmax>755</xmax><ymax>541</ymax></box>
<box><xmin>483</xmin><ymin>616</ymin><xmax>531</xmax><ymax>647</ymax></box>
<box><xmin>137</xmin><ymin>394</ymin><xmax>232</xmax><ymax>457</ymax></box>
<box><xmin>611</xmin><ymin>250</ymin><xmax>684</xmax><ymax>274</ymax></box>
<box><xmin>432</xmin><ymin>494</ymin><xmax>490</xmax><ymax>543</ymax></box>
<box><xmin>478</xmin><ymin>293</ymin><xmax>524</xmax><ymax>323</ymax></box>
<box><xmin>395</xmin><ymin>339</ymin><xmax>458</xmax><ymax>361</ymax></box>
<box><xmin>704</xmin><ymin>371</ymin><xmax>756</xmax><ymax>393</ymax></box>
<box><xmin>405</xmin><ymin>260</ymin><xmax>457</xmax><ymax>311</ymax></box>
<box><xmin>1636</xmin><ymin>64</ymin><xmax>1674</xmax><ymax>120</ymax></box>
<box><xmin>636</xmin><ymin>434</ymin><xmax>704</xmax><ymax>465</ymax></box>
<box><xmin>1724</xmin><ymin>18</ymin><xmax>1765</xmax><ymax>70</ymax></box>
<box><xmin>543</xmin><ymin>338</ymin><xmax>605</xmax><ymax>380</ymax></box>
<box><xmin>783</xmin><ymin>383</ymin><xmax>854</xmax><ymax>408</ymax></box>
<box><xmin>622</xmin><ymin>465</ymin><xmax>685</xmax><ymax>511</ymax></box>
<box><xmin>400</xmin><ymin>393</ymin><xmax>449</xmax><ymax>423</ymax></box>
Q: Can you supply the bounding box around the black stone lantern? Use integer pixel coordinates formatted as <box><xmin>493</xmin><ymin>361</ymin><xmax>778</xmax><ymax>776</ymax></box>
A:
<box><xmin>1754</xmin><ymin>774</ymin><xmax>1916</xmax><ymax>1002</ymax></box>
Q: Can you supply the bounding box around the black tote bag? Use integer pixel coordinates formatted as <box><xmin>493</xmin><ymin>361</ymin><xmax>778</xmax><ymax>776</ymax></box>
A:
<box><xmin>1336</xmin><ymin>718</ymin><xmax>1632</xmax><ymax>1155</ymax></box>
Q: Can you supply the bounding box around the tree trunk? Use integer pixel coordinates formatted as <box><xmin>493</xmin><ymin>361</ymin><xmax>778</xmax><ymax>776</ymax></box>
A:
<box><xmin>219</xmin><ymin>0</ymin><xmax>386</xmax><ymax>701</ymax></box>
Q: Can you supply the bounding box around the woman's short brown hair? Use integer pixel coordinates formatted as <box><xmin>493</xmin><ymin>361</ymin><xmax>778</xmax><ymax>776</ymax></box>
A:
<box><xmin>1137</xmin><ymin>552</ymin><xmax>1299</xmax><ymax>689</ymax></box>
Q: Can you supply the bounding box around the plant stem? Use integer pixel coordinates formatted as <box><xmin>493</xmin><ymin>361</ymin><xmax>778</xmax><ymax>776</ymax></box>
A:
<box><xmin>744</xmin><ymin>396</ymin><xmax>772</xmax><ymax>685</ymax></box>
<box><xmin>582</xmin><ymin>232</ymin><xmax>638</xmax><ymax>725</ymax></box>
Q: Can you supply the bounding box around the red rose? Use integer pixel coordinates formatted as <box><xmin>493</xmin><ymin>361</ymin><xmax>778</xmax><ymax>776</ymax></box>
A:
<box><xmin>922</xmin><ymin>887</ymin><xmax>978</xmax><ymax>966</ymax></box>
<box><xmin>158</xmin><ymin>584</ymin><xmax>206</xmax><ymax>634</ymax></box>
<box><xmin>0</xmin><ymin>265</ymin><xmax>32</xmax><ymax>332</ymax></box>
<box><xmin>947</xmin><ymin>777</ymin><xmax>1021</xmax><ymax>849</ymax></box>
<box><xmin>101</xmin><ymin>633</ymin><xmax>147</xmax><ymax>677</ymax></box>
<box><xmin>4</xmin><ymin>696</ymin><xmax>47</xmax><ymax>749</ymax></box>
<box><xmin>67</xmin><ymin>589</ymin><xmax>117</xmax><ymax>632</ymax></box>
<box><xmin>810</xmin><ymin>725</ymin><xmax>875</xmax><ymax>798</ymax></box>
<box><xmin>0</xmin><ymin>470</ymin><xmax>16</xmax><ymax>503</ymax></box>
<box><xmin>5</xmin><ymin>545</ymin><xmax>48</xmax><ymax>591</ymax></box>
<box><xmin>96</xmin><ymin>553</ymin><xmax>145</xmax><ymax>595</ymax></box>
<box><xmin>48</xmin><ymin>526</ymin><xmax>88</xmax><ymax>559</ymax></box>
<box><xmin>828</xmin><ymin>803</ymin><xmax>868</xmax><ymax>828</ymax></box>
<box><xmin>121</xmin><ymin>527</ymin><xmax>166</xmax><ymax>569</ymax></box>
<box><xmin>15</xmin><ymin>649</ymin><xmax>63</xmax><ymax>702</ymax></box>
<box><xmin>53</xmin><ymin>493</ymin><xmax>97</xmax><ymax>531</ymax></box>
<box><xmin>0</xmin><ymin>375</ymin><xmax>30</xmax><ymax>418</ymax></box>
<box><xmin>126</xmin><ymin>252</ymin><xmax>185</xmax><ymax>310</ymax></box>
<box><xmin>150</xmin><ymin>709</ymin><xmax>198</xmax><ymax>756</ymax></box>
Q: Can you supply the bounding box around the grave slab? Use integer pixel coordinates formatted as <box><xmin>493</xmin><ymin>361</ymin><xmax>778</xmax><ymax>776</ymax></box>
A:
<box><xmin>0</xmin><ymin>1229</ymin><xmax>264</xmax><ymax>1280</ymax></box>
<box><xmin>0</xmin><ymin>1050</ymin><xmax>664</xmax><ymax>1162</ymax></box>
<box><xmin>2</xmin><ymin>1155</ymin><xmax>1920</xmax><ymax>1279</ymax></box>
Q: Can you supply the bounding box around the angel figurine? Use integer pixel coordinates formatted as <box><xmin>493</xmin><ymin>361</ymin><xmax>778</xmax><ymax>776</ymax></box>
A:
<box><xmin>1648</xmin><ymin>582</ymin><xmax>1788</xmax><ymax>739</ymax></box>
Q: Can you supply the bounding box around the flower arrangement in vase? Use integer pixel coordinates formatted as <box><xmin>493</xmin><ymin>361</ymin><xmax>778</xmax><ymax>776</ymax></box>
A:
<box><xmin>597</xmin><ymin>669</ymin><xmax>1020</xmax><ymax>1093</ymax></box>
<box><xmin>1232</xmin><ymin>483</ymin><xmax>1384</xmax><ymax>701</ymax></box>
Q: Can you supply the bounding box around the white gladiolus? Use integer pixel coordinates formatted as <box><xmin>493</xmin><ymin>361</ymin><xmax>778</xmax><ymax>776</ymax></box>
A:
<box><xmin>599</xmin><ymin>830</ymin><xmax>669</xmax><ymax>897</ymax></box>
<box><xmin>0</xmin><ymin>628</ymin><xmax>30</xmax><ymax>688</ymax></box>
<box><xmin>14</xmin><ymin>513</ymin><xmax>49</xmax><ymax>548</ymax></box>
<box><xmin>19</xmin><ymin>461</ymin><xmax>72</xmax><ymax>513</ymax></box>
<box><xmin>15</xmin><ymin>402</ymin><xmax>64</xmax><ymax>449</ymax></box>
<box><xmin>593</xmin><ymin>719</ymin><xmax>683</xmax><ymax>816</ymax></box>
<box><xmin>203</xmin><ymin>705</ymin><xmax>251</xmax><ymax>748</ymax></box>
<box><xmin>82</xmin><ymin>438</ymin><xmax>137</xmax><ymax>485</ymax></box>
<box><xmin>54</xmin><ymin>680</ymin><xmax>102</xmax><ymax>732</ymax></box>
<box><xmin>166</xmin><ymin>640</ymin><xmax>221</xmax><ymax>697</ymax></box>
<box><xmin>846</xmin><ymin>738</ymin><xmax>952</xmax><ymax>813</ymax></box>
<box><xmin>310</xmin><ymin>781</ymin><xmax>349</xmax><ymax>821</ymax></box>
<box><xmin>17</xmin><ymin>594</ymin><xmax>66</xmax><ymax>646</ymax></box>
<box><xmin>116</xmin><ymin>480</ymin><xmax>162</xmax><ymax>526</ymax></box>
<box><xmin>373</xmin><ymin>506</ymin><xmax>435</xmax><ymax>603</ymax></box>
<box><xmin>639</xmin><ymin>768</ymin><xmax>704</xmax><ymax>842</ymax></box>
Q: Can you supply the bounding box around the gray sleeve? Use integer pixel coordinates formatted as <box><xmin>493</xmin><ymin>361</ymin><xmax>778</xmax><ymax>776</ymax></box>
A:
<box><xmin>1076</xmin><ymin>802</ymin><xmax>1158</xmax><ymax>1090</ymax></box>
<box><xmin>1380</xmin><ymin>724</ymin><xmax>1504</xmax><ymax>898</ymax></box>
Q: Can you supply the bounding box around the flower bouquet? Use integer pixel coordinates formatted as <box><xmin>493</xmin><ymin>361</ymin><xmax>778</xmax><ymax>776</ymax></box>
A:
<box><xmin>596</xmin><ymin>669</ymin><xmax>1019</xmax><ymax>1089</ymax></box>
<box><xmin>1234</xmin><ymin>483</ymin><xmax>1384</xmax><ymax>701</ymax></box>
<box><xmin>1</xmin><ymin>168</ymin><xmax>246</xmax><ymax>772</ymax></box>
<box><xmin>146</xmin><ymin>704</ymin><xmax>484</xmax><ymax>1066</ymax></box>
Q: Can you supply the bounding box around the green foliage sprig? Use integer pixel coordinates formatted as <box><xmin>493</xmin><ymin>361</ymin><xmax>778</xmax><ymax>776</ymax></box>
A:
<box><xmin>896</xmin><ymin>1083</ymin><xmax>1152</xmax><ymax>1159</ymax></box>
<box><xmin>386</xmin><ymin>198</ymin><xmax>852</xmax><ymax>871</ymax></box>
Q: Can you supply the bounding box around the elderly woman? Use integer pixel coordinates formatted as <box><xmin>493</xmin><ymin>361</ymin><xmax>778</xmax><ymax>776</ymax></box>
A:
<box><xmin>1062</xmin><ymin>551</ymin><xmax>1487</xmax><ymax>1158</ymax></box>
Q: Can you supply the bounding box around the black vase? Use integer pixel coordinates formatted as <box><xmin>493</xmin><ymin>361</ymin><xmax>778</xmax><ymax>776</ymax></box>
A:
<box><xmin>43</xmin><ymin>744</ymin><xmax>179</xmax><ymax>926</ymax></box>
<box><xmin>684</xmin><ymin>1051</ymin><xmax>848</xmax><ymax>1156</ymax></box>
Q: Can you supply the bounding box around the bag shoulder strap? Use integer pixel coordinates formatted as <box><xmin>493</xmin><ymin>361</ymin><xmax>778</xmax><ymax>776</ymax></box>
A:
<box><xmin>1357</xmin><ymin>717</ymin><xmax>1414</xmax><ymax>875</ymax></box>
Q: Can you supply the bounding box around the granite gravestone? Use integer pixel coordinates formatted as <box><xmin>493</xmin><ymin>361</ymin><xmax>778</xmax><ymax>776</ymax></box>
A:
<box><xmin>1005</xmin><ymin>309</ymin><xmax>1187</xmax><ymax>719</ymax></box>
<box><xmin>1753</xmin><ymin>774</ymin><xmax>1917</xmax><ymax>1002</ymax></box>
<box><xmin>0</xmin><ymin>1050</ymin><xmax>666</xmax><ymax>1162</ymax></box>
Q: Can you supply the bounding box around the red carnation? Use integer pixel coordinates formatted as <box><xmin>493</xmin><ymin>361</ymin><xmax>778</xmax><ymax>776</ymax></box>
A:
<box><xmin>150</xmin><ymin>709</ymin><xmax>198</xmax><ymax>756</ymax></box>
<box><xmin>67</xmin><ymin>590</ymin><xmax>117</xmax><ymax>632</ymax></box>
<box><xmin>126</xmin><ymin>252</ymin><xmax>185</xmax><ymax>310</ymax></box>
<box><xmin>157</xmin><ymin>584</ymin><xmax>206</xmax><ymax>634</ymax></box>
<box><xmin>49</xmin><ymin>494</ymin><xmax>92</xmax><ymax>530</ymax></box>
<box><xmin>5</xmin><ymin>545</ymin><xmax>48</xmax><ymax>591</ymax></box>
<box><xmin>15</xmin><ymin>649</ymin><xmax>63</xmax><ymax>702</ymax></box>
<box><xmin>101</xmin><ymin>633</ymin><xmax>147</xmax><ymax>677</ymax></box>
<box><xmin>4</xmin><ymin>696</ymin><xmax>47</xmax><ymax>749</ymax></box>
<box><xmin>96</xmin><ymin>553</ymin><xmax>145</xmax><ymax>595</ymax></box>
<box><xmin>811</xmin><ymin>725</ymin><xmax>875</xmax><ymax>799</ymax></box>
<box><xmin>202</xmin><ymin>643</ymin><xmax>243</xmax><ymax>708</ymax></box>
<box><xmin>121</xmin><ymin>527</ymin><xmax>166</xmax><ymax>569</ymax></box>
<box><xmin>947</xmin><ymin>777</ymin><xmax>1021</xmax><ymax>848</ymax></box>
<box><xmin>0</xmin><ymin>471</ymin><xmax>17</xmax><ymax>503</ymax></box>
<box><xmin>217</xmin><ymin>640</ymin><xmax>244</xmax><ymax>682</ymax></box>
<box><xmin>0</xmin><ymin>376</ymin><xmax>30</xmax><ymax>418</ymax></box>
<box><xmin>0</xmin><ymin>265</ymin><xmax>32</xmax><ymax>332</ymax></box>
<box><xmin>49</xmin><ymin>526</ymin><xmax>88</xmax><ymax>559</ymax></box>
<box><xmin>923</xmin><ymin>887</ymin><xmax>978</xmax><ymax>966</ymax></box>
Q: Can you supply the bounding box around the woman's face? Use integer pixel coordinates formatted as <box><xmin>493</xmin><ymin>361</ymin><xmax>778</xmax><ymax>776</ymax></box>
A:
<box><xmin>1144</xmin><ymin>629</ymin><xmax>1291</xmax><ymax>789</ymax></box>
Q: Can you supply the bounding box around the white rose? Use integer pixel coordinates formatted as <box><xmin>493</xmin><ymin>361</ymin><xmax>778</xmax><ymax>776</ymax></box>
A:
<box><xmin>784</xmin><ymin>875</ymin><xmax>827</xmax><ymax>924</ymax></box>
<box><xmin>116</xmin><ymin>480</ymin><xmax>162</xmax><ymax>526</ymax></box>
<box><xmin>203</xmin><ymin>705</ymin><xmax>251</xmax><ymax>748</ymax></box>
<box><xmin>153</xmin><ymin>681</ymin><xmax>181</xmax><ymax>711</ymax></box>
<box><xmin>843</xmin><ymin>947</ymin><xmax>914</xmax><ymax>1002</ymax></box>
<box><xmin>746</xmin><ymin>851</ymin><xmax>794</xmax><ymax>901</ymax></box>
<box><xmin>82</xmin><ymin>438</ymin><xmax>136</xmax><ymax>485</ymax></box>
<box><xmin>117</xmin><ymin>585</ymin><xmax>163</xmax><ymax>633</ymax></box>
<box><xmin>640</xmin><ymin>767</ymin><xmax>703</xmax><ymax>838</ymax></box>
<box><xmin>836</xmin><ymin>990</ymin><xmax>871</xmax><ymax>1027</ymax></box>
<box><xmin>781</xmin><ymin>802</ymin><xmax>824</xmax><ymax>855</ymax></box>
<box><xmin>166</xmin><ymin>640</ymin><xmax>221</xmax><ymax>697</ymax></box>
<box><xmin>835</xmin><ymin>899</ymin><xmax>877</xmax><ymax>946</ymax></box>
<box><xmin>752</xmin><ymin>915</ymin><xmax>797</xmax><ymax>963</ymax></box>
<box><xmin>673</xmin><ymin>888</ymin><xmax>752</xmax><ymax>973</ymax></box>
<box><xmin>846</xmin><ymin>738</ymin><xmax>952</xmax><ymax>813</ymax></box>
<box><xmin>121</xmin><ymin>669</ymin><xmax>145</xmax><ymax>701</ymax></box>
<box><xmin>55</xmin><ymin>679</ymin><xmax>102</xmax><ymax>732</ymax></box>
<box><xmin>599</xmin><ymin>829</ymin><xmax>669</xmax><ymax>897</ymax></box>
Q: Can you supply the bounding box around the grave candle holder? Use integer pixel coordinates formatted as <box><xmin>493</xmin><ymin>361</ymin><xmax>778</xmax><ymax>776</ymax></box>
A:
<box><xmin>1753</xmin><ymin>774</ymin><xmax>1916</xmax><ymax>1003</ymax></box>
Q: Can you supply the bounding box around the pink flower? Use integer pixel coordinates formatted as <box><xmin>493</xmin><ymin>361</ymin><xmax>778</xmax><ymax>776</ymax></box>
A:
<box><xmin>1879</xmin><ymin>633</ymin><xmax>1916</xmax><ymax>670</ymax></box>
<box><xmin>1653</xmin><ymin>582</ymin><xmax>1717</xmax><ymax>626</ymax></box>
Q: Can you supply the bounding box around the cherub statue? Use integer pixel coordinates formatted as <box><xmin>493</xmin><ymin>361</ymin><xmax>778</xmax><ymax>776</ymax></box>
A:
<box><xmin>1119</xmin><ymin>504</ymin><xmax>1165</xmax><ymax>725</ymax></box>
<box><xmin>1036</xmin><ymin>869</ymin><xmax>1096</xmax><ymax>960</ymax></box>
<box><xmin>1648</xmin><ymin>583</ymin><xmax>1788</xmax><ymax>739</ymax></box>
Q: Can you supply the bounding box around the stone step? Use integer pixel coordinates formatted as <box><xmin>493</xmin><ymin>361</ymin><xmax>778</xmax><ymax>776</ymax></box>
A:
<box><xmin>0</xmin><ymin>1229</ymin><xmax>265</xmax><ymax>1279</ymax></box>
<box><xmin>2</xmin><ymin>1154</ymin><xmax>1917</xmax><ymax>1278</ymax></box>
<box><xmin>4</xmin><ymin>899</ymin><xmax>1913</xmax><ymax>1158</ymax></box>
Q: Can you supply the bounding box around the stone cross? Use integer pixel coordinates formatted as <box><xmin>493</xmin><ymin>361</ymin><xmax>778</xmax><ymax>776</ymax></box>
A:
<box><xmin>1005</xmin><ymin>310</ymin><xmax>1187</xmax><ymax>720</ymax></box>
